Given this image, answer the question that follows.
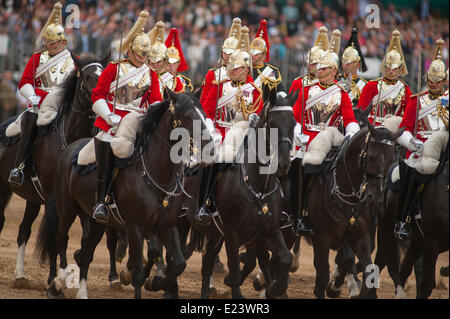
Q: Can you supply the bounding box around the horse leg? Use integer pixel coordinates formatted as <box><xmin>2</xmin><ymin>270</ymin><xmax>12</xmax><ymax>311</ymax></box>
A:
<box><xmin>240</xmin><ymin>247</ymin><xmax>257</xmax><ymax>285</ymax></box>
<box><xmin>115</xmin><ymin>227</ymin><xmax>128</xmax><ymax>263</ymax></box>
<box><xmin>223</xmin><ymin>231</ymin><xmax>244</xmax><ymax>299</ymax></box>
<box><xmin>353</xmin><ymin>233</ymin><xmax>377</xmax><ymax>299</ymax></box>
<box><xmin>264</xmin><ymin>229</ymin><xmax>292</xmax><ymax>299</ymax></box>
<box><xmin>201</xmin><ymin>237</ymin><xmax>223</xmax><ymax>299</ymax></box>
<box><xmin>14</xmin><ymin>201</ymin><xmax>40</xmax><ymax>287</ymax></box>
<box><xmin>0</xmin><ymin>181</ymin><xmax>12</xmax><ymax>234</ymax></box>
<box><xmin>312</xmin><ymin>235</ymin><xmax>330</xmax><ymax>299</ymax></box>
<box><xmin>105</xmin><ymin>227</ymin><xmax>121</xmax><ymax>290</ymax></box>
<box><xmin>255</xmin><ymin>247</ymin><xmax>272</xmax><ymax>298</ymax></box>
<box><xmin>47</xmin><ymin>202</ymin><xmax>78</xmax><ymax>299</ymax></box>
<box><xmin>126</xmin><ymin>225</ymin><xmax>145</xmax><ymax>299</ymax></box>
<box><xmin>289</xmin><ymin>236</ymin><xmax>301</xmax><ymax>273</ymax></box>
<box><xmin>76</xmin><ymin>219</ymin><xmax>106</xmax><ymax>299</ymax></box>
<box><xmin>399</xmin><ymin>238</ymin><xmax>424</xmax><ymax>290</ymax></box>
<box><xmin>417</xmin><ymin>238</ymin><xmax>440</xmax><ymax>299</ymax></box>
<box><xmin>328</xmin><ymin>244</ymin><xmax>355</xmax><ymax>298</ymax></box>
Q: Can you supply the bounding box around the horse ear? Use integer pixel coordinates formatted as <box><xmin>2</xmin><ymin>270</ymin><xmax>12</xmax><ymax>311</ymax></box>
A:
<box><xmin>71</xmin><ymin>53</ymin><xmax>82</xmax><ymax>70</ymax></box>
<box><xmin>367</xmin><ymin>118</ymin><xmax>377</xmax><ymax>136</ymax></box>
<box><xmin>166</xmin><ymin>88</ymin><xmax>177</xmax><ymax>103</ymax></box>
<box><xmin>391</xmin><ymin>127</ymin><xmax>405</xmax><ymax>141</ymax></box>
<box><xmin>287</xmin><ymin>90</ymin><xmax>299</xmax><ymax>107</ymax></box>
<box><xmin>101</xmin><ymin>51</ymin><xmax>111</xmax><ymax>68</ymax></box>
<box><xmin>363</xmin><ymin>103</ymin><xmax>372</xmax><ymax>118</ymax></box>
<box><xmin>268</xmin><ymin>87</ymin><xmax>277</xmax><ymax>106</ymax></box>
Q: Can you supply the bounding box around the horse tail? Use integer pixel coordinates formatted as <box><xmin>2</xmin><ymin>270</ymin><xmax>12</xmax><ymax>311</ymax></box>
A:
<box><xmin>33</xmin><ymin>197</ymin><xmax>58</xmax><ymax>265</ymax></box>
<box><xmin>187</xmin><ymin>225</ymin><xmax>205</xmax><ymax>255</ymax></box>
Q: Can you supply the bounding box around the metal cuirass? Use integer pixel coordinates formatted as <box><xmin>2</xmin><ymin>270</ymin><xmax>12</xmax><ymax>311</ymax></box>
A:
<box><xmin>38</xmin><ymin>50</ymin><xmax>75</xmax><ymax>91</ymax></box>
<box><xmin>308</xmin><ymin>84</ymin><xmax>341</xmax><ymax>126</ymax></box>
<box><xmin>377</xmin><ymin>80</ymin><xmax>406</xmax><ymax>116</ymax></box>
<box><xmin>114</xmin><ymin>62</ymin><xmax>151</xmax><ymax>104</ymax></box>
<box><xmin>419</xmin><ymin>89</ymin><xmax>449</xmax><ymax>134</ymax></box>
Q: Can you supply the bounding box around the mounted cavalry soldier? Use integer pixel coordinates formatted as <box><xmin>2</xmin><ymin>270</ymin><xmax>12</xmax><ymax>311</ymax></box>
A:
<box><xmin>199</xmin><ymin>18</ymin><xmax>242</xmax><ymax>105</ymax></box>
<box><xmin>196</xmin><ymin>26</ymin><xmax>264</xmax><ymax>225</ymax></box>
<box><xmin>357</xmin><ymin>30</ymin><xmax>412</xmax><ymax>125</ymax></box>
<box><xmin>250</xmin><ymin>19</ymin><xmax>284</xmax><ymax>95</ymax></box>
<box><xmin>165</xmin><ymin>28</ymin><xmax>194</xmax><ymax>93</ymax></box>
<box><xmin>147</xmin><ymin>21</ymin><xmax>171</xmax><ymax>97</ymax></box>
<box><xmin>337</xmin><ymin>27</ymin><xmax>368</xmax><ymax>107</ymax></box>
<box><xmin>91</xmin><ymin>11</ymin><xmax>162</xmax><ymax>223</ymax></box>
<box><xmin>291</xmin><ymin>46</ymin><xmax>360</xmax><ymax>235</ymax></box>
<box><xmin>289</xmin><ymin>26</ymin><xmax>329</xmax><ymax>95</ymax></box>
<box><xmin>8</xmin><ymin>2</ymin><xmax>76</xmax><ymax>186</ymax></box>
<box><xmin>394</xmin><ymin>38</ymin><xmax>449</xmax><ymax>239</ymax></box>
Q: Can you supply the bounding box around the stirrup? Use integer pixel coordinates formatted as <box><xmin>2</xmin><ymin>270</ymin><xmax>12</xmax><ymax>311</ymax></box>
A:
<box><xmin>92</xmin><ymin>203</ymin><xmax>109</xmax><ymax>224</ymax></box>
<box><xmin>293</xmin><ymin>217</ymin><xmax>314</xmax><ymax>236</ymax></box>
<box><xmin>8</xmin><ymin>167</ymin><xmax>25</xmax><ymax>187</ymax></box>
<box><xmin>195</xmin><ymin>205</ymin><xmax>212</xmax><ymax>226</ymax></box>
<box><xmin>394</xmin><ymin>221</ymin><xmax>410</xmax><ymax>240</ymax></box>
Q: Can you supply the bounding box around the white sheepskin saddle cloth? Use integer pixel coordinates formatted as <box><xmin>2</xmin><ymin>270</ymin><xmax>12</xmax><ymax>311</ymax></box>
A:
<box><xmin>215</xmin><ymin>120</ymin><xmax>249</xmax><ymax>163</ymax></box>
<box><xmin>5</xmin><ymin>87</ymin><xmax>64</xmax><ymax>137</ymax></box>
<box><xmin>406</xmin><ymin>129</ymin><xmax>449</xmax><ymax>175</ymax></box>
<box><xmin>302</xmin><ymin>127</ymin><xmax>344</xmax><ymax>166</ymax></box>
<box><xmin>77</xmin><ymin>112</ymin><xmax>145</xmax><ymax>166</ymax></box>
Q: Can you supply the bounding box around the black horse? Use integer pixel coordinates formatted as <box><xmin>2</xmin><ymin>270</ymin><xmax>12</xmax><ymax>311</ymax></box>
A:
<box><xmin>305</xmin><ymin>118</ymin><xmax>403</xmax><ymax>299</ymax></box>
<box><xmin>36</xmin><ymin>91</ymin><xmax>211</xmax><ymax>299</ymax></box>
<box><xmin>398</xmin><ymin>142</ymin><xmax>449</xmax><ymax>298</ymax></box>
<box><xmin>0</xmin><ymin>53</ymin><xmax>109</xmax><ymax>288</ymax></box>
<box><xmin>181</xmin><ymin>89</ymin><xmax>296</xmax><ymax>299</ymax></box>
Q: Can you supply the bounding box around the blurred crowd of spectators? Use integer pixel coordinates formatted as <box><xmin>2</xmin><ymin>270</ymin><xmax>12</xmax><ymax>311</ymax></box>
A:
<box><xmin>0</xmin><ymin>0</ymin><xmax>449</xmax><ymax>120</ymax></box>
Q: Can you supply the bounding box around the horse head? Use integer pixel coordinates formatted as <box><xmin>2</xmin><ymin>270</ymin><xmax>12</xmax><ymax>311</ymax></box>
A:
<box><xmin>357</xmin><ymin>116</ymin><xmax>404</xmax><ymax>203</ymax></box>
<box><xmin>353</xmin><ymin>104</ymin><xmax>372</xmax><ymax>128</ymax></box>
<box><xmin>262</xmin><ymin>88</ymin><xmax>296</xmax><ymax>176</ymax></box>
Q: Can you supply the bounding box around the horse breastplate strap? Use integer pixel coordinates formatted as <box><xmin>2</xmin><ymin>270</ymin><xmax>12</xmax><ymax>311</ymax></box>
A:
<box><xmin>37</xmin><ymin>50</ymin><xmax>75</xmax><ymax>91</ymax></box>
<box><xmin>307</xmin><ymin>84</ymin><xmax>341</xmax><ymax>126</ymax></box>
<box><xmin>418</xmin><ymin>90</ymin><xmax>449</xmax><ymax>134</ymax></box>
<box><xmin>112</xmin><ymin>62</ymin><xmax>151</xmax><ymax>105</ymax></box>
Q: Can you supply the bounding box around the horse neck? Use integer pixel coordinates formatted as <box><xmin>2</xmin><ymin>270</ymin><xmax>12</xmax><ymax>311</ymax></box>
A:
<box><xmin>244</xmin><ymin>128</ymin><xmax>276</xmax><ymax>191</ymax></box>
<box><xmin>144</xmin><ymin>110</ymin><xmax>178</xmax><ymax>185</ymax></box>
<box><xmin>63</xmin><ymin>77</ymin><xmax>94</xmax><ymax>144</ymax></box>
<box><xmin>334</xmin><ymin>136</ymin><xmax>365</xmax><ymax>195</ymax></box>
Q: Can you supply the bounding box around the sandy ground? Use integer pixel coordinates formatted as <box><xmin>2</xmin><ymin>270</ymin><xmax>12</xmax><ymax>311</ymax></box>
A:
<box><xmin>0</xmin><ymin>194</ymin><xmax>448</xmax><ymax>300</ymax></box>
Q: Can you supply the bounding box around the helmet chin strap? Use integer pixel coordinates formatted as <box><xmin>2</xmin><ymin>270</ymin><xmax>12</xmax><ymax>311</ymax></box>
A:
<box><xmin>318</xmin><ymin>67</ymin><xmax>336</xmax><ymax>83</ymax></box>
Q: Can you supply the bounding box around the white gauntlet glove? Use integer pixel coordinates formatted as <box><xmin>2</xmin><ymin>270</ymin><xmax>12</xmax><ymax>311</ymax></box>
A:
<box><xmin>345</xmin><ymin>122</ymin><xmax>360</xmax><ymax>139</ymax></box>
<box><xmin>28</xmin><ymin>95</ymin><xmax>41</xmax><ymax>107</ymax></box>
<box><xmin>397</xmin><ymin>130</ymin><xmax>423</xmax><ymax>155</ymax></box>
<box><xmin>249</xmin><ymin>113</ymin><xmax>260</xmax><ymax>128</ymax></box>
<box><xmin>93</xmin><ymin>99</ymin><xmax>121</xmax><ymax>127</ymax></box>
<box><xmin>106</xmin><ymin>113</ymin><xmax>121</xmax><ymax>127</ymax></box>
<box><xmin>294</xmin><ymin>123</ymin><xmax>309</xmax><ymax>146</ymax></box>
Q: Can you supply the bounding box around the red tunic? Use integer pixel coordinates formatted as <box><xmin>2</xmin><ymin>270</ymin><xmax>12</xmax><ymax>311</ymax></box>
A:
<box><xmin>399</xmin><ymin>92</ymin><xmax>430</xmax><ymax>143</ymax></box>
<box><xmin>289</xmin><ymin>77</ymin><xmax>302</xmax><ymax>95</ymax></box>
<box><xmin>293</xmin><ymin>81</ymin><xmax>357</xmax><ymax>148</ymax></box>
<box><xmin>357</xmin><ymin>78</ymin><xmax>412</xmax><ymax>124</ymax></box>
<box><xmin>19</xmin><ymin>53</ymin><xmax>49</xmax><ymax>108</ymax></box>
<box><xmin>92</xmin><ymin>61</ymin><xmax>162</xmax><ymax>132</ymax></box>
<box><xmin>202</xmin><ymin>76</ymin><xmax>263</xmax><ymax>138</ymax></box>
<box><xmin>199</xmin><ymin>69</ymin><xmax>216</xmax><ymax>106</ymax></box>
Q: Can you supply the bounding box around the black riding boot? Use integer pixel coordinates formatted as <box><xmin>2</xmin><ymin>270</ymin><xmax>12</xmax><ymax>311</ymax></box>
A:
<box><xmin>195</xmin><ymin>164</ymin><xmax>218</xmax><ymax>226</ymax></box>
<box><xmin>394</xmin><ymin>161</ymin><xmax>420</xmax><ymax>240</ymax></box>
<box><xmin>92</xmin><ymin>138</ymin><xmax>115</xmax><ymax>224</ymax></box>
<box><xmin>293</xmin><ymin>164</ymin><xmax>314</xmax><ymax>236</ymax></box>
<box><xmin>8</xmin><ymin>110</ymin><xmax>38</xmax><ymax>187</ymax></box>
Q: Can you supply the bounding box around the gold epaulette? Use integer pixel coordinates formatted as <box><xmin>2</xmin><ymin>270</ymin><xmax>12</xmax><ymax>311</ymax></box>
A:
<box><xmin>179</xmin><ymin>74</ymin><xmax>194</xmax><ymax>92</ymax></box>
<box><xmin>410</xmin><ymin>91</ymin><xmax>428</xmax><ymax>98</ymax></box>
<box><xmin>265</xmin><ymin>63</ymin><xmax>280</xmax><ymax>72</ymax></box>
<box><xmin>359</xmin><ymin>77</ymin><xmax>368</xmax><ymax>83</ymax></box>
<box><xmin>335</xmin><ymin>82</ymin><xmax>346</xmax><ymax>91</ymax></box>
<box><xmin>111</xmin><ymin>59</ymin><xmax>128</xmax><ymax>64</ymax></box>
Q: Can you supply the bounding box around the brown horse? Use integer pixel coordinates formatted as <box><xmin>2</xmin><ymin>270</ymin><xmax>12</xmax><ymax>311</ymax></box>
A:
<box><xmin>0</xmin><ymin>53</ymin><xmax>109</xmax><ymax>288</ymax></box>
<box><xmin>38</xmin><ymin>91</ymin><xmax>212</xmax><ymax>299</ymax></box>
<box><xmin>306</xmin><ymin>119</ymin><xmax>403</xmax><ymax>299</ymax></box>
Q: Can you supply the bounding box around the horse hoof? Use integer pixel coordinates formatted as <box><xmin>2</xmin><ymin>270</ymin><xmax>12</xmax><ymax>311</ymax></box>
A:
<box><xmin>109</xmin><ymin>279</ymin><xmax>122</xmax><ymax>291</ymax></box>
<box><xmin>46</xmin><ymin>288</ymin><xmax>65</xmax><ymax>299</ymax></box>
<box><xmin>239</xmin><ymin>252</ymin><xmax>247</xmax><ymax>264</ymax></box>
<box><xmin>209</xmin><ymin>286</ymin><xmax>217</xmax><ymax>298</ymax></box>
<box><xmin>119</xmin><ymin>269</ymin><xmax>131</xmax><ymax>286</ymax></box>
<box><xmin>326</xmin><ymin>280</ymin><xmax>341</xmax><ymax>298</ymax></box>
<box><xmin>14</xmin><ymin>277</ymin><xmax>30</xmax><ymax>289</ymax></box>
<box><xmin>267</xmin><ymin>282</ymin><xmax>286</xmax><ymax>299</ymax></box>
<box><xmin>144</xmin><ymin>276</ymin><xmax>165</xmax><ymax>291</ymax></box>
<box><xmin>252</xmin><ymin>277</ymin><xmax>263</xmax><ymax>291</ymax></box>
<box><xmin>73</xmin><ymin>249</ymin><xmax>81</xmax><ymax>267</ymax></box>
<box><xmin>213</xmin><ymin>260</ymin><xmax>226</xmax><ymax>274</ymax></box>
<box><xmin>163</xmin><ymin>291</ymin><xmax>179</xmax><ymax>299</ymax></box>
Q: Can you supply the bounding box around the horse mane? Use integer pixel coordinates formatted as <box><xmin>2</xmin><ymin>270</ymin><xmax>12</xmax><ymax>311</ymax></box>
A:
<box><xmin>54</xmin><ymin>55</ymin><xmax>99</xmax><ymax>125</ymax></box>
<box><xmin>134</xmin><ymin>92</ymin><xmax>203</xmax><ymax>154</ymax></box>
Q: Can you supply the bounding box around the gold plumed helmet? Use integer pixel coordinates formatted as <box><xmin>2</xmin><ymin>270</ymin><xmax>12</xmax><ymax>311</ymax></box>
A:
<box><xmin>329</xmin><ymin>29</ymin><xmax>341</xmax><ymax>56</ymax></box>
<box><xmin>317</xmin><ymin>50</ymin><xmax>340</xmax><ymax>70</ymax></box>
<box><xmin>121</xmin><ymin>11</ymin><xmax>151</xmax><ymax>58</ymax></box>
<box><xmin>227</xmin><ymin>26</ymin><xmax>252</xmax><ymax>72</ymax></box>
<box><xmin>382</xmin><ymin>30</ymin><xmax>408</xmax><ymax>76</ymax></box>
<box><xmin>36</xmin><ymin>2</ymin><xmax>65</xmax><ymax>48</ymax></box>
<box><xmin>426</xmin><ymin>38</ymin><xmax>446</xmax><ymax>83</ymax></box>
<box><xmin>148</xmin><ymin>21</ymin><xmax>168</xmax><ymax>63</ymax></box>
<box><xmin>341</xmin><ymin>27</ymin><xmax>367</xmax><ymax>71</ymax></box>
<box><xmin>222</xmin><ymin>18</ymin><xmax>242</xmax><ymax>55</ymax></box>
<box><xmin>306</xmin><ymin>26</ymin><xmax>329</xmax><ymax>65</ymax></box>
